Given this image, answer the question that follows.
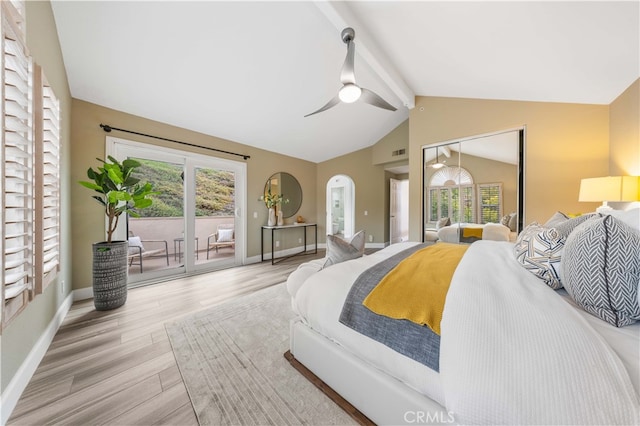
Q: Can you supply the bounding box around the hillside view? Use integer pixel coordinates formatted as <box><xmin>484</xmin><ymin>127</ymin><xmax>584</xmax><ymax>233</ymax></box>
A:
<box><xmin>132</xmin><ymin>158</ymin><xmax>235</xmax><ymax>217</ymax></box>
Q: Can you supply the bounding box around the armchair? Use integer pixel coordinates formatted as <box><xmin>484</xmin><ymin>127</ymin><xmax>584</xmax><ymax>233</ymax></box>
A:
<box><xmin>207</xmin><ymin>224</ymin><xmax>235</xmax><ymax>259</ymax></box>
<box><xmin>128</xmin><ymin>233</ymin><xmax>169</xmax><ymax>273</ymax></box>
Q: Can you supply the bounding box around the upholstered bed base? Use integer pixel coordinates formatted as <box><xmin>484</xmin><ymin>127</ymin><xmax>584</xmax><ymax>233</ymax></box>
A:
<box><xmin>289</xmin><ymin>318</ymin><xmax>451</xmax><ymax>425</ymax></box>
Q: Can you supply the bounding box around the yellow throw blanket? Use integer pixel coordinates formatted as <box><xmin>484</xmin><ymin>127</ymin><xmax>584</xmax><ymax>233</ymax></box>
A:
<box><xmin>462</xmin><ymin>226</ymin><xmax>483</xmax><ymax>239</ymax></box>
<box><xmin>363</xmin><ymin>243</ymin><xmax>468</xmax><ymax>335</ymax></box>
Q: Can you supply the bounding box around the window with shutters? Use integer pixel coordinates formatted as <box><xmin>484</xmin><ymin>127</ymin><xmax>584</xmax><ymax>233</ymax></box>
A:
<box><xmin>2</xmin><ymin>2</ymin><xmax>33</xmax><ymax>327</ymax></box>
<box><xmin>427</xmin><ymin>167</ymin><xmax>475</xmax><ymax>223</ymax></box>
<box><xmin>34</xmin><ymin>65</ymin><xmax>60</xmax><ymax>292</ymax></box>
<box><xmin>477</xmin><ymin>183</ymin><xmax>503</xmax><ymax>224</ymax></box>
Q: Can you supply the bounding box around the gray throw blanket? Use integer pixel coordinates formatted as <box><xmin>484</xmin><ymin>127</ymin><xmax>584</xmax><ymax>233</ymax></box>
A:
<box><xmin>339</xmin><ymin>242</ymin><xmax>441</xmax><ymax>372</ymax></box>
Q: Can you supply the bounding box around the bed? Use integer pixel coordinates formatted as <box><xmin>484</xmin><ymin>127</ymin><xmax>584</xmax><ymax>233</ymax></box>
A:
<box><xmin>436</xmin><ymin>222</ymin><xmax>517</xmax><ymax>243</ymax></box>
<box><xmin>286</xmin><ymin>211</ymin><xmax>640</xmax><ymax>425</ymax></box>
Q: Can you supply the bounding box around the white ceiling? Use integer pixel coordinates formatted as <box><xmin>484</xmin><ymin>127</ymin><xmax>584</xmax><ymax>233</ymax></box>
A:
<box><xmin>51</xmin><ymin>1</ymin><xmax>639</xmax><ymax>164</ymax></box>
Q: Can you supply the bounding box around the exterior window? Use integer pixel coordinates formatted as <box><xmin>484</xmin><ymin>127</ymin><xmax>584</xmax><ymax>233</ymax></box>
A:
<box><xmin>428</xmin><ymin>167</ymin><xmax>474</xmax><ymax>223</ymax></box>
<box><xmin>478</xmin><ymin>183</ymin><xmax>503</xmax><ymax>224</ymax></box>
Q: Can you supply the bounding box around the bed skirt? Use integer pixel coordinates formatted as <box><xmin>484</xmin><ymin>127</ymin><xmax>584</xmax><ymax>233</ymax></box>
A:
<box><xmin>290</xmin><ymin>318</ymin><xmax>453</xmax><ymax>425</ymax></box>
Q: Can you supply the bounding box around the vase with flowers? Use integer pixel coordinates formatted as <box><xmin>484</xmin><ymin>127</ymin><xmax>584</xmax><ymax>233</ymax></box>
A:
<box><xmin>264</xmin><ymin>190</ymin><xmax>289</xmax><ymax>226</ymax></box>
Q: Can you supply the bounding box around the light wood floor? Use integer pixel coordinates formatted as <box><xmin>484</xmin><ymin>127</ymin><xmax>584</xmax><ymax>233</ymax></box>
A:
<box><xmin>8</xmin><ymin>251</ymin><xmax>327</xmax><ymax>425</ymax></box>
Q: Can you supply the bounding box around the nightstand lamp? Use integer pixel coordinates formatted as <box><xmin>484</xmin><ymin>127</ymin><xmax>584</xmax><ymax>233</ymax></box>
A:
<box><xmin>579</xmin><ymin>176</ymin><xmax>639</xmax><ymax>213</ymax></box>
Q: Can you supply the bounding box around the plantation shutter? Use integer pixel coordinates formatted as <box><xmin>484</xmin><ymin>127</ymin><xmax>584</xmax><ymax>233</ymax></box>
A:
<box><xmin>478</xmin><ymin>183</ymin><xmax>503</xmax><ymax>224</ymax></box>
<box><xmin>1</xmin><ymin>5</ymin><xmax>33</xmax><ymax>326</ymax></box>
<box><xmin>34</xmin><ymin>65</ymin><xmax>60</xmax><ymax>291</ymax></box>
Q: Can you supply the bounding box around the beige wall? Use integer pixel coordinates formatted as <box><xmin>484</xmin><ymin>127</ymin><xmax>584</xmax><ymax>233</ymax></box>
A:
<box><xmin>610</xmin><ymin>78</ymin><xmax>640</xmax><ymax>176</ymax></box>
<box><xmin>71</xmin><ymin>100</ymin><xmax>317</xmax><ymax>290</ymax></box>
<box><xmin>2</xmin><ymin>1</ymin><xmax>73</xmax><ymax>393</ymax></box>
<box><xmin>372</xmin><ymin>119</ymin><xmax>409</xmax><ymax>165</ymax></box>
<box><xmin>409</xmin><ymin>97</ymin><xmax>610</xmax><ymax>240</ymax></box>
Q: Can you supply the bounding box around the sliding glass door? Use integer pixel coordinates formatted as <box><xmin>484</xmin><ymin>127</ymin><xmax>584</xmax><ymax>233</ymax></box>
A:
<box><xmin>107</xmin><ymin>137</ymin><xmax>245</xmax><ymax>285</ymax></box>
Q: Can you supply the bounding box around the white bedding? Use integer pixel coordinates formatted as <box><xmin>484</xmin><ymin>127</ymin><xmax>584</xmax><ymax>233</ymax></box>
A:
<box><xmin>437</xmin><ymin>222</ymin><xmax>517</xmax><ymax>243</ymax></box>
<box><xmin>292</xmin><ymin>242</ymin><xmax>446</xmax><ymax>406</ymax></box>
<box><xmin>441</xmin><ymin>241</ymin><xmax>639</xmax><ymax>424</ymax></box>
<box><xmin>289</xmin><ymin>241</ymin><xmax>640</xmax><ymax>424</ymax></box>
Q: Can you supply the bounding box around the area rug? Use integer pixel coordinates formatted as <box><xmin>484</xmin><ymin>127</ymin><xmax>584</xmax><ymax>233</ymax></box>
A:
<box><xmin>165</xmin><ymin>283</ymin><xmax>356</xmax><ymax>425</ymax></box>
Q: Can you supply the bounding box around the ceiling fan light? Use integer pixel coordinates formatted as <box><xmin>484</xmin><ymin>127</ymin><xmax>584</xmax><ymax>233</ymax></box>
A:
<box><xmin>339</xmin><ymin>84</ymin><xmax>362</xmax><ymax>103</ymax></box>
<box><xmin>431</xmin><ymin>162</ymin><xmax>445</xmax><ymax>169</ymax></box>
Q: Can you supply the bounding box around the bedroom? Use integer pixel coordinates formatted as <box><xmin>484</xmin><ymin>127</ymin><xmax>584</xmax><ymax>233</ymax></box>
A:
<box><xmin>1</xmin><ymin>1</ymin><xmax>639</xmax><ymax>424</ymax></box>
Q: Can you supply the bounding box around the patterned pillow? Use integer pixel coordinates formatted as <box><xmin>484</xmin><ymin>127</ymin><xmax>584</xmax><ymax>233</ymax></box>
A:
<box><xmin>514</xmin><ymin>223</ymin><xmax>563</xmax><ymax>288</ymax></box>
<box><xmin>513</xmin><ymin>215</ymin><xmax>598</xmax><ymax>289</ymax></box>
<box><xmin>563</xmin><ymin>215</ymin><xmax>640</xmax><ymax>327</ymax></box>
<box><xmin>323</xmin><ymin>230</ymin><xmax>366</xmax><ymax>268</ymax></box>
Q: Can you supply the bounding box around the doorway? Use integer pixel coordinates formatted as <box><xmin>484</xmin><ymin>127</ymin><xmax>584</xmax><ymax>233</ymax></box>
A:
<box><xmin>326</xmin><ymin>175</ymin><xmax>355</xmax><ymax>238</ymax></box>
<box><xmin>390</xmin><ymin>178</ymin><xmax>409</xmax><ymax>243</ymax></box>
<box><xmin>107</xmin><ymin>137</ymin><xmax>246</xmax><ymax>285</ymax></box>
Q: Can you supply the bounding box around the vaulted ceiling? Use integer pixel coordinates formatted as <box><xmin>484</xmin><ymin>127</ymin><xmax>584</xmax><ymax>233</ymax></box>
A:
<box><xmin>51</xmin><ymin>1</ymin><xmax>639</xmax><ymax>163</ymax></box>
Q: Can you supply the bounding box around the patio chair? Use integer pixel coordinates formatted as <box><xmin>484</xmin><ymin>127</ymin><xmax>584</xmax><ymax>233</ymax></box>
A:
<box><xmin>207</xmin><ymin>224</ymin><xmax>235</xmax><ymax>259</ymax></box>
<box><xmin>128</xmin><ymin>232</ymin><xmax>169</xmax><ymax>273</ymax></box>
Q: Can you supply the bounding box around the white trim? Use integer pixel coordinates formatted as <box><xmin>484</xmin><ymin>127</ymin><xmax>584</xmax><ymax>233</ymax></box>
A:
<box><xmin>1</xmin><ymin>292</ymin><xmax>73</xmax><ymax>425</ymax></box>
<box><xmin>420</xmin><ymin>126</ymin><xmax>525</xmax><ymax>150</ymax></box>
<box><xmin>73</xmin><ymin>286</ymin><xmax>94</xmax><ymax>301</ymax></box>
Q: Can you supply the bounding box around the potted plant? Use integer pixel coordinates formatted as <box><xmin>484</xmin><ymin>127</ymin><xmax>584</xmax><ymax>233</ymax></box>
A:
<box><xmin>79</xmin><ymin>156</ymin><xmax>157</xmax><ymax>310</ymax></box>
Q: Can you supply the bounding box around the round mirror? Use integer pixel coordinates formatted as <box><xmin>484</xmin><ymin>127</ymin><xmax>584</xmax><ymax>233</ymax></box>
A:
<box><xmin>264</xmin><ymin>172</ymin><xmax>302</xmax><ymax>218</ymax></box>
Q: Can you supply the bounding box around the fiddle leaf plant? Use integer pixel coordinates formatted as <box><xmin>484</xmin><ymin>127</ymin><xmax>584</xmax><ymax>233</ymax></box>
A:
<box><xmin>79</xmin><ymin>156</ymin><xmax>158</xmax><ymax>243</ymax></box>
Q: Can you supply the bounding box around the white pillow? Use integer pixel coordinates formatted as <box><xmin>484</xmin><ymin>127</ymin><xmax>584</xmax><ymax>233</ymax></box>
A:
<box><xmin>217</xmin><ymin>228</ymin><xmax>234</xmax><ymax>242</ymax></box>
<box><xmin>482</xmin><ymin>223</ymin><xmax>510</xmax><ymax>241</ymax></box>
<box><xmin>128</xmin><ymin>236</ymin><xmax>144</xmax><ymax>254</ymax></box>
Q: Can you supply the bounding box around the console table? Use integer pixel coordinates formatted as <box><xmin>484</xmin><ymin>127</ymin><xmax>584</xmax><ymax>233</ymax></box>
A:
<box><xmin>261</xmin><ymin>223</ymin><xmax>317</xmax><ymax>265</ymax></box>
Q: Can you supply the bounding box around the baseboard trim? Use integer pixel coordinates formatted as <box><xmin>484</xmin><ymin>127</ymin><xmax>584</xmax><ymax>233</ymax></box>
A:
<box><xmin>1</xmin><ymin>292</ymin><xmax>74</xmax><ymax>425</ymax></box>
<box><xmin>73</xmin><ymin>286</ymin><xmax>94</xmax><ymax>301</ymax></box>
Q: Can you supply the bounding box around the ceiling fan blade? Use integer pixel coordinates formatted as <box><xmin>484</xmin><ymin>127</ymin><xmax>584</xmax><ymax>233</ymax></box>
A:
<box><xmin>360</xmin><ymin>88</ymin><xmax>397</xmax><ymax>112</ymax></box>
<box><xmin>304</xmin><ymin>94</ymin><xmax>341</xmax><ymax>117</ymax></box>
<box><xmin>340</xmin><ymin>40</ymin><xmax>356</xmax><ymax>85</ymax></box>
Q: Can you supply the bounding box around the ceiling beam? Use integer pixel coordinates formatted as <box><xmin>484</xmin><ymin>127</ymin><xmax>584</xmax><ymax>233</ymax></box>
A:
<box><xmin>314</xmin><ymin>1</ymin><xmax>416</xmax><ymax>109</ymax></box>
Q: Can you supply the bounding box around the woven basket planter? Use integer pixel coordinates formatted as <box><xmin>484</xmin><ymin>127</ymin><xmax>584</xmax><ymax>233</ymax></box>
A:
<box><xmin>92</xmin><ymin>241</ymin><xmax>128</xmax><ymax>311</ymax></box>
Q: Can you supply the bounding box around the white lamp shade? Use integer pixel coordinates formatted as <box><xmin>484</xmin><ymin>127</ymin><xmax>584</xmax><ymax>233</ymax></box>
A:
<box><xmin>579</xmin><ymin>176</ymin><xmax>639</xmax><ymax>202</ymax></box>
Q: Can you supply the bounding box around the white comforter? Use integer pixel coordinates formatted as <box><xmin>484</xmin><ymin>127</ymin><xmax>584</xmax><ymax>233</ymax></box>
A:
<box><xmin>441</xmin><ymin>241</ymin><xmax>640</xmax><ymax>425</ymax></box>
<box><xmin>291</xmin><ymin>242</ymin><xmax>446</xmax><ymax>406</ymax></box>
<box><xmin>290</xmin><ymin>241</ymin><xmax>640</xmax><ymax>424</ymax></box>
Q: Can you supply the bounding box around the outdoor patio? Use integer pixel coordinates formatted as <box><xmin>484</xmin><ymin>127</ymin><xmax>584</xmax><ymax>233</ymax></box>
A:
<box><xmin>127</xmin><ymin>216</ymin><xmax>236</xmax><ymax>274</ymax></box>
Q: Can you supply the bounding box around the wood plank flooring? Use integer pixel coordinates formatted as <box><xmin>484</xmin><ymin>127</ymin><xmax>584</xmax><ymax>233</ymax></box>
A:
<box><xmin>8</xmin><ymin>251</ymin><xmax>327</xmax><ymax>425</ymax></box>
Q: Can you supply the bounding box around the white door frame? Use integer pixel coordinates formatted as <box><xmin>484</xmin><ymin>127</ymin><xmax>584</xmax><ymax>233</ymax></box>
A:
<box><xmin>106</xmin><ymin>136</ymin><xmax>246</xmax><ymax>283</ymax></box>
<box><xmin>326</xmin><ymin>174</ymin><xmax>355</xmax><ymax>239</ymax></box>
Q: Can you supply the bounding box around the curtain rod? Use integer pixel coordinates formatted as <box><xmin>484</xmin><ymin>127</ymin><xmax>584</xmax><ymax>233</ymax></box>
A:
<box><xmin>99</xmin><ymin>124</ymin><xmax>250</xmax><ymax>160</ymax></box>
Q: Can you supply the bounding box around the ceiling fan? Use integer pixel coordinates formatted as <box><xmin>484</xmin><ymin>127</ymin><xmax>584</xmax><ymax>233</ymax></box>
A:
<box><xmin>304</xmin><ymin>27</ymin><xmax>397</xmax><ymax>117</ymax></box>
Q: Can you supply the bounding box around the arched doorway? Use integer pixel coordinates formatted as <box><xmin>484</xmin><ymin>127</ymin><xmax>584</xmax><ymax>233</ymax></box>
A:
<box><xmin>326</xmin><ymin>175</ymin><xmax>355</xmax><ymax>238</ymax></box>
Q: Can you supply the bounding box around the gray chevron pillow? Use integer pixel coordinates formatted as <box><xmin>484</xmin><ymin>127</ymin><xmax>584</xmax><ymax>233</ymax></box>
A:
<box><xmin>563</xmin><ymin>215</ymin><xmax>640</xmax><ymax>327</ymax></box>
